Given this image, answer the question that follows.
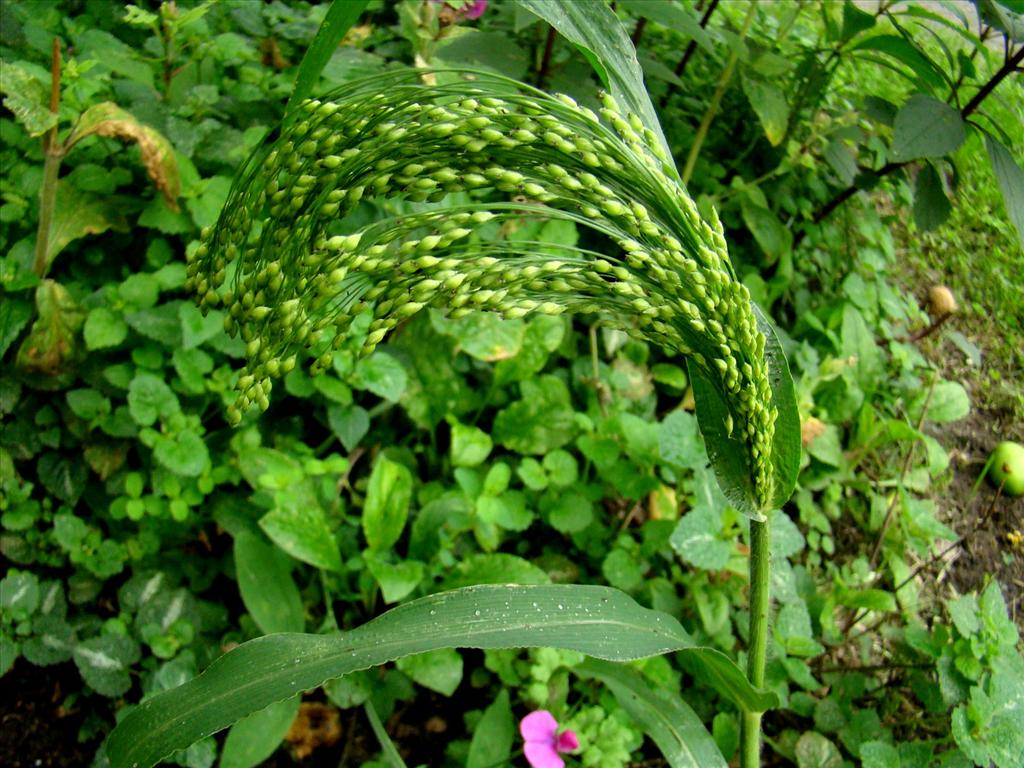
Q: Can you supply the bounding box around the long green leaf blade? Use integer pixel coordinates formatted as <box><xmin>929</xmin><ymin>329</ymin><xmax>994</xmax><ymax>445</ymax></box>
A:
<box><xmin>579</xmin><ymin>658</ymin><xmax>728</xmax><ymax>768</ymax></box>
<box><xmin>517</xmin><ymin>0</ymin><xmax>673</xmax><ymax>169</ymax></box>
<box><xmin>284</xmin><ymin>0</ymin><xmax>370</xmax><ymax>127</ymax></box>
<box><xmin>105</xmin><ymin>585</ymin><xmax>772</xmax><ymax>768</ymax></box>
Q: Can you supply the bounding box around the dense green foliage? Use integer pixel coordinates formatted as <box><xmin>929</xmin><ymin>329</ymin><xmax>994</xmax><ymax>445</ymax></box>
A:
<box><xmin>1</xmin><ymin>1</ymin><xmax>1022</xmax><ymax>767</ymax></box>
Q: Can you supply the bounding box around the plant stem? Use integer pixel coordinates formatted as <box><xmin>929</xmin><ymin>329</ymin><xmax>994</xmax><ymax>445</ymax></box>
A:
<box><xmin>741</xmin><ymin>515</ymin><xmax>771</xmax><ymax>768</ymax></box>
<box><xmin>681</xmin><ymin>1</ymin><xmax>756</xmax><ymax>186</ymax></box>
<box><xmin>32</xmin><ymin>37</ymin><xmax>63</xmax><ymax>279</ymax></box>
<box><xmin>536</xmin><ymin>25</ymin><xmax>557</xmax><ymax>89</ymax></box>
<box><xmin>801</xmin><ymin>44</ymin><xmax>1023</xmax><ymax>236</ymax></box>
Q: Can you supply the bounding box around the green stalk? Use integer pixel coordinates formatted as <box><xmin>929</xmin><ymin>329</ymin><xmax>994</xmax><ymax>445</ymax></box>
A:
<box><xmin>741</xmin><ymin>516</ymin><xmax>771</xmax><ymax>768</ymax></box>
<box><xmin>32</xmin><ymin>37</ymin><xmax>63</xmax><ymax>279</ymax></box>
<box><xmin>681</xmin><ymin>1</ymin><xmax>757</xmax><ymax>185</ymax></box>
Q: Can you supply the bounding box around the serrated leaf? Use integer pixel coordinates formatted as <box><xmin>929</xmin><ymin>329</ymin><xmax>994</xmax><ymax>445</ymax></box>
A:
<box><xmin>493</xmin><ymin>375</ymin><xmax>576</xmax><ymax>455</ymax></box>
<box><xmin>105</xmin><ymin>584</ymin><xmax>775</xmax><ymax>768</ymax></box>
<box><xmin>0</xmin><ymin>62</ymin><xmax>57</xmax><ymax>137</ymax></box>
<box><xmin>84</xmin><ymin>307</ymin><xmax>128</xmax><ymax>350</ymax></box>
<box><xmin>153</xmin><ymin>429</ymin><xmax>210</xmax><ymax>477</ymax></box>
<box><xmin>891</xmin><ymin>94</ymin><xmax>965</xmax><ymax>162</ymax></box>
<box><xmin>127</xmin><ymin>372</ymin><xmax>181</xmax><ymax>426</ymax></box>
<box><xmin>66</xmin><ymin>102</ymin><xmax>180</xmax><ymax>210</ymax></box>
<box><xmin>16</xmin><ymin>280</ymin><xmax>86</xmax><ymax>378</ymax></box>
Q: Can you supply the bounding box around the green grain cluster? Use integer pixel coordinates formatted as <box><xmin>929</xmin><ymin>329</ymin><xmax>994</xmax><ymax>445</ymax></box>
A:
<box><xmin>188</xmin><ymin>71</ymin><xmax>777</xmax><ymax>508</ymax></box>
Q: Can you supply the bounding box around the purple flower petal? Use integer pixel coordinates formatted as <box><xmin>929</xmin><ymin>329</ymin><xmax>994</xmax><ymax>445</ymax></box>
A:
<box><xmin>524</xmin><ymin>741</ymin><xmax>565</xmax><ymax>768</ymax></box>
<box><xmin>520</xmin><ymin>710</ymin><xmax>559</xmax><ymax>742</ymax></box>
<box><xmin>464</xmin><ymin>0</ymin><xmax>488</xmax><ymax>19</ymax></box>
<box><xmin>556</xmin><ymin>729</ymin><xmax>579</xmax><ymax>753</ymax></box>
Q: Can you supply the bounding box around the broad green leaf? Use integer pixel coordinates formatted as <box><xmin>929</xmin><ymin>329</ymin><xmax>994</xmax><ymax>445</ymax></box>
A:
<box><xmin>742</xmin><ymin>75</ymin><xmax>789</xmax><ymax>146</ymax></box>
<box><xmin>434</xmin><ymin>311</ymin><xmax>525</xmax><ymax>362</ymax></box>
<box><xmin>518</xmin><ymin>0</ymin><xmax>673</xmax><ymax>167</ymax></box>
<box><xmin>579</xmin><ymin>658</ymin><xmax>727</xmax><ymax>768</ymax></box>
<box><xmin>83</xmin><ymin>309</ymin><xmax>128</xmax><ymax>352</ymax></box>
<box><xmin>153</xmin><ymin>429</ymin><xmax>210</xmax><ymax>477</ymax></box>
<box><xmin>23</xmin><ymin>615</ymin><xmax>75</xmax><ymax>666</ymax></box>
<box><xmin>74</xmin><ymin>634</ymin><xmax>141</xmax><ymax>698</ymax></box>
<box><xmin>910</xmin><ymin>381</ymin><xmax>970</xmax><ymax>424</ymax></box>
<box><xmin>36</xmin><ymin>452</ymin><xmax>87</xmax><ymax>505</ymax></box>
<box><xmin>284</xmin><ymin>0</ymin><xmax>371</xmax><ymax>127</ymax></box>
<box><xmin>363</xmin><ymin>456</ymin><xmax>413</xmax><ymax>551</ymax></box>
<box><xmin>353</xmin><ymin>351</ymin><xmax>407</xmax><ymax>401</ymax></box>
<box><xmin>395</xmin><ymin>648</ymin><xmax>463</xmax><ymax>696</ymax></box>
<box><xmin>913</xmin><ymin>162</ymin><xmax>952</xmax><ymax>232</ymax></box>
<box><xmin>128</xmin><ymin>372</ymin><xmax>181</xmax><ymax>426</ymax></box>
<box><xmin>327</xmin><ymin>403</ymin><xmax>370</xmax><ymax>451</ymax></box>
<box><xmin>840</xmin><ymin>0</ymin><xmax>877</xmax><ymax>41</ymax></box>
<box><xmin>440</xmin><ymin>553</ymin><xmax>550</xmax><ymax>591</ymax></box>
<box><xmin>891</xmin><ymin>94</ymin><xmax>966</xmax><ymax>162</ymax></box>
<box><xmin>449</xmin><ymin>419</ymin><xmax>492</xmax><ymax>468</ymax></box>
<box><xmin>466</xmin><ymin>690</ymin><xmax>515</xmax><ymax>768</ymax></box>
<box><xmin>435</xmin><ymin>30</ymin><xmax>529</xmax><ymax>79</ymax></box>
<box><xmin>0</xmin><ymin>298</ymin><xmax>33</xmax><ymax>358</ymax></box>
<box><xmin>233</xmin><ymin>531</ymin><xmax>304</xmax><ymax>634</ymax></box>
<box><xmin>985</xmin><ymin>133</ymin><xmax>1024</xmax><ymax>251</ymax></box>
<box><xmin>841</xmin><ymin>304</ymin><xmax>881</xmax><ymax>392</ymax></box>
<box><xmin>670</xmin><ymin>469</ymin><xmax>732</xmax><ymax>571</ymax></box>
<box><xmin>741</xmin><ymin>200</ymin><xmax>792</xmax><ymax>263</ymax></box>
<box><xmin>493</xmin><ymin>375</ymin><xmax>576</xmax><ymax>455</ymax></box>
<box><xmin>795</xmin><ymin>731</ymin><xmax>843</xmax><ymax>768</ymax></box>
<box><xmin>66</xmin><ymin>102</ymin><xmax>180</xmax><ymax>209</ymax></box>
<box><xmin>0</xmin><ymin>570</ymin><xmax>40</xmax><ymax>615</ymax></box>
<box><xmin>0</xmin><ymin>62</ymin><xmax>57</xmax><ymax>136</ymax></box>
<box><xmin>852</xmin><ymin>35</ymin><xmax>947</xmax><ymax>91</ymax></box>
<box><xmin>365</xmin><ymin>554</ymin><xmax>425</xmax><ymax>604</ymax></box>
<box><xmin>219</xmin><ymin>696</ymin><xmax>300</xmax><ymax>768</ymax></box>
<box><xmin>260</xmin><ymin>482</ymin><xmax>342</xmax><ymax>572</ymax></box>
<box><xmin>105</xmin><ymin>585</ymin><xmax>775</xmax><ymax>768</ymax></box>
<box><xmin>66</xmin><ymin>388</ymin><xmax>111</xmax><ymax>421</ymax></box>
<box><xmin>658</xmin><ymin>409</ymin><xmax>703</xmax><ymax>469</ymax></box>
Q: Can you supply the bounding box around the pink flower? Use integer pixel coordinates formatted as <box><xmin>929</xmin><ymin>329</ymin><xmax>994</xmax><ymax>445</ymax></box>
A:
<box><xmin>431</xmin><ymin>0</ymin><xmax>488</xmax><ymax>20</ymax></box>
<box><xmin>520</xmin><ymin>710</ymin><xmax>580</xmax><ymax>768</ymax></box>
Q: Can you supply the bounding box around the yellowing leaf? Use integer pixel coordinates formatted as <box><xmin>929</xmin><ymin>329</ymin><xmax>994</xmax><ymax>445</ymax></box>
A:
<box><xmin>67</xmin><ymin>102</ymin><xmax>180</xmax><ymax>209</ymax></box>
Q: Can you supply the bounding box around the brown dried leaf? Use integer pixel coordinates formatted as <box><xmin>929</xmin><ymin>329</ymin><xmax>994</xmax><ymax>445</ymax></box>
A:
<box><xmin>67</xmin><ymin>102</ymin><xmax>180</xmax><ymax>210</ymax></box>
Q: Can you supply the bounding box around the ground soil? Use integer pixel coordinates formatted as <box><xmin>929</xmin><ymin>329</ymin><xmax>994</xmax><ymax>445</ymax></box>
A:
<box><xmin>0</xmin><ymin>659</ymin><xmax>100</xmax><ymax>768</ymax></box>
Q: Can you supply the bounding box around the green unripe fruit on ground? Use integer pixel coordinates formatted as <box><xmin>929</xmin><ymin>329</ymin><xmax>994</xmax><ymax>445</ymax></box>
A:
<box><xmin>989</xmin><ymin>441</ymin><xmax>1024</xmax><ymax>496</ymax></box>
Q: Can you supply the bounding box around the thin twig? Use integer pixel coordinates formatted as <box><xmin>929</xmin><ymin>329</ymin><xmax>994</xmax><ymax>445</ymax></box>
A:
<box><xmin>536</xmin><ymin>26</ymin><xmax>557</xmax><ymax>90</ymax></box>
